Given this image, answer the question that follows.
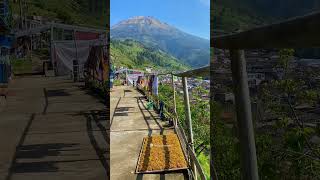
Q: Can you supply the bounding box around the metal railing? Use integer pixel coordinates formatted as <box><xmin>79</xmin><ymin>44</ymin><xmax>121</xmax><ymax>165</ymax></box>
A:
<box><xmin>136</xmin><ymin>73</ymin><xmax>208</xmax><ymax>180</ymax></box>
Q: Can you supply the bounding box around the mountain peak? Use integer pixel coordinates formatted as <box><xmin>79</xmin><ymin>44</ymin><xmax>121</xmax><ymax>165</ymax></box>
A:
<box><xmin>112</xmin><ymin>16</ymin><xmax>172</xmax><ymax>30</ymax></box>
<box><xmin>111</xmin><ymin>16</ymin><xmax>210</xmax><ymax>68</ymax></box>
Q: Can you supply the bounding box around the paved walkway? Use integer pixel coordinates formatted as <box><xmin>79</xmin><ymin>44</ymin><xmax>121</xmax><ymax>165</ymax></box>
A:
<box><xmin>0</xmin><ymin>75</ymin><xmax>108</xmax><ymax>180</ymax></box>
<box><xmin>110</xmin><ymin>86</ymin><xmax>187</xmax><ymax>180</ymax></box>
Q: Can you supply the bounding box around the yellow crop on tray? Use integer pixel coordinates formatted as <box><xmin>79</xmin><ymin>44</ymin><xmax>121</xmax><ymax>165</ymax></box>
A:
<box><xmin>137</xmin><ymin>134</ymin><xmax>188</xmax><ymax>172</ymax></box>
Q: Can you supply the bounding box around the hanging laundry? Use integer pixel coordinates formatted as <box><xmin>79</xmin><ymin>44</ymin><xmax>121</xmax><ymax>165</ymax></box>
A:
<box><xmin>159</xmin><ymin>101</ymin><xmax>164</xmax><ymax>120</ymax></box>
<box><xmin>152</xmin><ymin>75</ymin><xmax>158</xmax><ymax>95</ymax></box>
<box><xmin>148</xmin><ymin>75</ymin><xmax>153</xmax><ymax>93</ymax></box>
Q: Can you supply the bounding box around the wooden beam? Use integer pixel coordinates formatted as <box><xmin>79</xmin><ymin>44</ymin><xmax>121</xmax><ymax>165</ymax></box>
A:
<box><xmin>174</xmin><ymin>66</ymin><xmax>209</xmax><ymax>78</ymax></box>
<box><xmin>15</xmin><ymin>22</ymin><xmax>106</xmax><ymax>38</ymax></box>
<box><xmin>230</xmin><ymin>49</ymin><xmax>259</xmax><ymax>180</ymax></box>
<box><xmin>212</xmin><ymin>11</ymin><xmax>320</xmax><ymax>49</ymax></box>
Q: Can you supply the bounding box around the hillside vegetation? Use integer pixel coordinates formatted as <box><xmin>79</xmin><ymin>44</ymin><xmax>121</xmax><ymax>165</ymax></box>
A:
<box><xmin>213</xmin><ymin>2</ymin><xmax>267</xmax><ymax>32</ymax></box>
<box><xmin>9</xmin><ymin>0</ymin><xmax>107</xmax><ymax>28</ymax></box>
<box><xmin>110</xmin><ymin>39</ymin><xmax>189</xmax><ymax>71</ymax></box>
<box><xmin>214</xmin><ymin>0</ymin><xmax>320</xmax><ymax>32</ymax></box>
<box><xmin>111</xmin><ymin>16</ymin><xmax>210</xmax><ymax>68</ymax></box>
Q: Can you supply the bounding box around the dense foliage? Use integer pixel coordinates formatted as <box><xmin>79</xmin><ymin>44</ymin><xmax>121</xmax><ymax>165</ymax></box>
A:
<box><xmin>10</xmin><ymin>0</ymin><xmax>107</xmax><ymax>27</ymax></box>
<box><xmin>212</xmin><ymin>49</ymin><xmax>320</xmax><ymax>179</ymax></box>
<box><xmin>110</xmin><ymin>39</ymin><xmax>189</xmax><ymax>71</ymax></box>
<box><xmin>158</xmin><ymin>83</ymin><xmax>210</xmax><ymax>179</ymax></box>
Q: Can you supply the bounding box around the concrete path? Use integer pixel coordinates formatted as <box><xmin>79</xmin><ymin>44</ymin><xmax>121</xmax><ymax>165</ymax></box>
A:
<box><xmin>110</xmin><ymin>86</ymin><xmax>187</xmax><ymax>180</ymax></box>
<box><xmin>0</xmin><ymin>75</ymin><xmax>108</xmax><ymax>180</ymax></box>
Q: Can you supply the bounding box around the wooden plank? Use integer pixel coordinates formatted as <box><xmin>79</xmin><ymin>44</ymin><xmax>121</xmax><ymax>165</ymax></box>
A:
<box><xmin>212</xmin><ymin>11</ymin><xmax>320</xmax><ymax>49</ymax></box>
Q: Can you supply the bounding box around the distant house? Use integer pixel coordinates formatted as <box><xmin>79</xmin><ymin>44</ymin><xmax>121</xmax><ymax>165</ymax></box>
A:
<box><xmin>299</xmin><ymin>59</ymin><xmax>320</xmax><ymax>68</ymax></box>
<box><xmin>214</xmin><ymin>92</ymin><xmax>234</xmax><ymax>104</ymax></box>
<box><xmin>248</xmin><ymin>73</ymin><xmax>265</xmax><ymax>87</ymax></box>
<box><xmin>145</xmin><ymin>67</ymin><xmax>152</xmax><ymax>73</ymax></box>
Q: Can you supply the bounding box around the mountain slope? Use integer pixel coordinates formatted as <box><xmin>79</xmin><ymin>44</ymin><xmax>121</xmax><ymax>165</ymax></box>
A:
<box><xmin>215</xmin><ymin>0</ymin><xmax>320</xmax><ymax>58</ymax></box>
<box><xmin>111</xmin><ymin>16</ymin><xmax>210</xmax><ymax>68</ymax></box>
<box><xmin>236</xmin><ymin>0</ymin><xmax>320</xmax><ymax>19</ymax></box>
<box><xmin>214</xmin><ymin>0</ymin><xmax>320</xmax><ymax>32</ymax></box>
<box><xmin>110</xmin><ymin>39</ymin><xmax>189</xmax><ymax>71</ymax></box>
<box><xmin>214</xmin><ymin>1</ymin><xmax>268</xmax><ymax>32</ymax></box>
<box><xmin>9</xmin><ymin>0</ymin><xmax>107</xmax><ymax>28</ymax></box>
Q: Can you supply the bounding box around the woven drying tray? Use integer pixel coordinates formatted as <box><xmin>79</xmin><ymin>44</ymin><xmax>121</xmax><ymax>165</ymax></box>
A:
<box><xmin>135</xmin><ymin>133</ymin><xmax>188</xmax><ymax>173</ymax></box>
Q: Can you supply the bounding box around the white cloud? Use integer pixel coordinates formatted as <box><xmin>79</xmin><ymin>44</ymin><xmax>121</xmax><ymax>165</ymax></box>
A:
<box><xmin>199</xmin><ymin>0</ymin><xmax>210</xmax><ymax>6</ymax></box>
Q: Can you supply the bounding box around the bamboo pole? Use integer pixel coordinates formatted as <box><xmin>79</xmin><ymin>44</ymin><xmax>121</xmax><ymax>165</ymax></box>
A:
<box><xmin>182</xmin><ymin>77</ymin><xmax>197</xmax><ymax>180</ymax></box>
<box><xmin>229</xmin><ymin>49</ymin><xmax>259</xmax><ymax>180</ymax></box>
<box><xmin>171</xmin><ymin>74</ymin><xmax>177</xmax><ymax>128</ymax></box>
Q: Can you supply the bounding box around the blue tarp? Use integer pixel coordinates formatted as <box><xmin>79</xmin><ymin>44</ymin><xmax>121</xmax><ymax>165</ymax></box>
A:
<box><xmin>0</xmin><ymin>64</ymin><xmax>9</xmax><ymax>83</ymax></box>
<box><xmin>0</xmin><ymin>35</ymin><xmax>13</xmax><ymax>48</ymax></box>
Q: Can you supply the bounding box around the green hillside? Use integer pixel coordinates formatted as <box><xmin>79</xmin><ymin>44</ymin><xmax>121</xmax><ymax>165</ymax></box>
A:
<box><xmin>9</xmin><ymin>0</ymin><xmax>107</xmax><ymax>28</ymax></box>
<box><xmin>110</xmin><ymin>39</ymin><xmax>189</xmax><ymax>71</ymax></box>
<box><xmin>214</xmin><ymin>0</ymin><xmax>320</xmax><ymax>33</ymax></box>
<box><xmin>214</xmin><ymin>1</ymin><xmax>270</xmax><ymax>32</ymax></box>
<box><xmin>215</xmin><ymin>0</ymin><xmax>320</xmax><ymax>58</ymax></box>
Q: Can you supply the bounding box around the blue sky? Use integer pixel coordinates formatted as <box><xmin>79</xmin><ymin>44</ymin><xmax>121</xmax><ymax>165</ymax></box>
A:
<box><xmin>111</xmin><ymin>0</ymin><xmax>210</xmax><ymax>39</ymax></box>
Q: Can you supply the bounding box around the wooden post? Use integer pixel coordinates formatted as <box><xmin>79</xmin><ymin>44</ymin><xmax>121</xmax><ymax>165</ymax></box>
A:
<box><xmin>210</xmin><ymin>47</ymin><xmax>219</xmax><ymax>180</ymax></box>
<box><xmin>73</xmin><ymin>29</ymin><xmax>79</xmax><ymax>78</ymax></box>
<box><xmin>125</xmin><ymin>68</ymin><xmax>128</xmax><ymax>86</ymax></box>
<box><xmin>30</xmin><ymin>35</ymin><xmax>33</xmax><ymax>58</ymax></box>
<box><xmin>182</xmin><ymin>76</ymin><xmax>197</xmax><ymax>179</ymax></box>
<box><xmin>229</xmin><ymin>49</ymin><xmax>259</xmax><ymax>180</ymax></box>
<box><xmin>50</xmin><ymin>25</ymin><xmax>55</xmax><ymax>75</ymax></box>
<box><xmin>19</xmin><ymin>0</ymin><xmax>23</xmax><ymax>29</ymax></box>
<box><xmin>171</xmin><ymin>74</ymin><xmax>177</xmax><ymax>128</ymax></box>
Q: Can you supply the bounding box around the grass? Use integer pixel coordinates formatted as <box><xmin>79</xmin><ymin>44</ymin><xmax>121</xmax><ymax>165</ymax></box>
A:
<box><xmin>113</xmin><ymin>79</ymin><xmax>122</xmax><ymax>86</ymax></box>
<box><xmin>197</xmin><ymin>152</ymin><xmax>210</xmax><ymax>179</ymax></box>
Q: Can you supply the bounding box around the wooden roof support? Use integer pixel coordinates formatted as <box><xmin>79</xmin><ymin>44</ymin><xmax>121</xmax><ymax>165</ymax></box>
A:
<box><xmin>171</xmin><ymin>74</ymin><xmax>178</xmax><ymax>128</ymax></box>
<box><xmin>182</xmin><ymin>76</ymin><xmax>197</xmax><ymax>180</ymax></box>
<box><xmin>230</xmin><ymin>50</ymin><xmax>259</xmax><ymax>180</ymax></box>
<box><xmin>174</xmin><ymin>66</ymin><xmax>210</xmax><ymax>78</ymax></box>
<box><xmin>212</xmin><ymin>11</ymin><xmax>320</xmax><ymax>49</ymax></box>
<box><xmin>15</xmin><ymin>22</ymin><xmax>106</xmax><ymax>38</ymax></box>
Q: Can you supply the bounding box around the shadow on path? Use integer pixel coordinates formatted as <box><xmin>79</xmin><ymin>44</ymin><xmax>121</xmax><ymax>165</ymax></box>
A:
<box><xmin>84</xmin><ymin>111</ymin><xmax>109</xmax><ymax>178</ymax></box>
